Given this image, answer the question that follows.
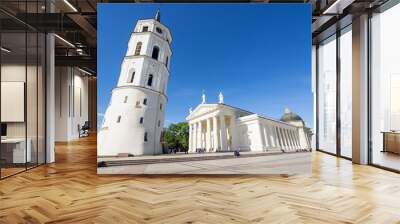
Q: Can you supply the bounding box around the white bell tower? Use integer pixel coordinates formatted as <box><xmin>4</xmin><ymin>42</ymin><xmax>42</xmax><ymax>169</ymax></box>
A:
<box><xmin>98</xmin><ymin>10</ymin><xmax>172</xmax><ymax>156</ymax></box>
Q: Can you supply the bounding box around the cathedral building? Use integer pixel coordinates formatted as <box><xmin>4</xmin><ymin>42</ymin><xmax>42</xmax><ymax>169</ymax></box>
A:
<box><xmin>97</xmin><ymin>11</ymin><xmax>311</xmax><ymax>157</ymax></box>
<box><xmin>186</xmin><ymin>93</ymin><xmax>312</xmax><ymax>153</ymax></box>
<box><xmin>98</xmin><ymin>11</ymin><xmax>172</xmax><ymax>156</ymax></box>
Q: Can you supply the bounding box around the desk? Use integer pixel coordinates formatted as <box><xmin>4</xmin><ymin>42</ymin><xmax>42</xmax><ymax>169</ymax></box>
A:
<box><xmin>1</xmin><ymin>138</ymin><xmax>31</xmax><ymax>163</ymax></box>
<box><xmin>382</xmin><ymin>131</ymin><xmax>400</xmax><ymax>155</ymax></box>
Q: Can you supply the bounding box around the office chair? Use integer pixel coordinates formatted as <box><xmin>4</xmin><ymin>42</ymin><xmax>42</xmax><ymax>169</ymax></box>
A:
<box><xmin>79</xmin><ymin>121</ymin><xmax>90</xmax><ymax>138</ymax></box>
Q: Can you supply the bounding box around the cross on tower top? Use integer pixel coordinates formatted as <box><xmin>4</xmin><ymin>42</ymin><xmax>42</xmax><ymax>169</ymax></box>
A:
<box><xmin>155</xmin><ymin>9</ymin><xmax>160</xmax><ymax>22</ymax></box>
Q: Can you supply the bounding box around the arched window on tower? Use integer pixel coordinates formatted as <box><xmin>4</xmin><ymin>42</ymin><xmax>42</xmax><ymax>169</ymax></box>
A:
<box><xmin>165</xmin><ymin>56</ymin><xmax>169</xmax><ymax>68</ymax></box>
<box><xmin>147</xmin><ymin>74</ymin><xmax>153</xmax><ymax>86</ymax></box>
<box><xmin>127</xmin><ymin>71</ymin><xmax>135</xmax><ymax>83</ymax></box>
<box><xmin>152</xmin><ymin>46</ymin><xmax>159</xmax><ymax>60</ymax></box>
<box><xmin>134</xmin><ymin>42</ymin><xmax>142</xmax><ymax>56</ymax></box>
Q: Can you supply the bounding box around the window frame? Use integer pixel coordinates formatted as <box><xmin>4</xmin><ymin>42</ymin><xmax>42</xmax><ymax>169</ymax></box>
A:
<box><xmin>147</xmin><ymin>74</ymin><xmax>153</xmax><ymax>86</ymax></box>
<box><xmin>134</xmin><ymin>42</ymin><xmax>142</xmax><ymax>56</ymax></box>
<box><xmin>151</xmin><ymin>46</ymin><xmax>160</xmax><ymax>60</ymax></box>
<box><xmin>127</xmin><ymin>71</ymin><xmax>135</xmax><ymax>83</ymax></box>
<box><xmin>315</xmin><ymin>24</ymin><xmax>353</xmax><ymax>161</ymax></box>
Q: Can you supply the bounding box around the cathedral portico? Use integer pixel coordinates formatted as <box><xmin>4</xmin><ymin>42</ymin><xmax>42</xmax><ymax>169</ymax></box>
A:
<box><xmin>186</xmin><ymin>94</ymin><xmax>312</xmax><ymax>153</ymax></box>
<box><xmin>188</xmin><ymin>111</ymin><xmax>233</xmax><ymax>152</ymax></box>
<box><xmin>188</xmin><ymin>105</ymin><xmax>242</xmax><ymax>152</ymax></box>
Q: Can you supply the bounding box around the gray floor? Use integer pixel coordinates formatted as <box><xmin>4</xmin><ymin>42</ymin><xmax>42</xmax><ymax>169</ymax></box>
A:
<box><xmin>97</xmin><ymin>152</ymin><xmax>311</xmax><ymax>175</ymax></box>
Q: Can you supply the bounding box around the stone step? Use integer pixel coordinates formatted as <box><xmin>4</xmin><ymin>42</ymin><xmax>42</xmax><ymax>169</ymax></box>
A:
<box><xmin>98</xmin><ymin>150</ymin><xmax>308</xmax><ymax>167</ymax></box>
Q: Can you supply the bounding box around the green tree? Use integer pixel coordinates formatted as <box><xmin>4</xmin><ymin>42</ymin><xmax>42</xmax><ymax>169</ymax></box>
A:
<box><xmin>162</xmin><ymin>122</ymin><xmax>189</xmax><ymax>152</ymax></box>
<box><xmin>175</xmin><ymin>122</ymin><xmax>189</xmax><ymax>149</ymax></box>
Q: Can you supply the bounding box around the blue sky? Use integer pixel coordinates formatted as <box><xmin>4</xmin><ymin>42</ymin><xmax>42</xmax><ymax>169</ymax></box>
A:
<box><xmin>98</xmin><ymin>4</ymin><xmax>312</xmax><ymax>128</ymax></box>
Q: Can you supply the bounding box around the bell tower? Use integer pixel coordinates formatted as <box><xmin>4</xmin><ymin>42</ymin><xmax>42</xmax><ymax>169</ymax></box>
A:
<box><xmin>98</xmin><ymin>10</ymin><xmax>172</xmax><ymax>156</ymax></box>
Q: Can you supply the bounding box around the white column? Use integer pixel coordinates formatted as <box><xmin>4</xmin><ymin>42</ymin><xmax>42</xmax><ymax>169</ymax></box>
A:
<box><xmin>291</xmin><ymin>130</ymin><xmax>297</xmax><ymax>149</ymax></box>
<box><xmin>189</xmin><ymin>123</ymin><xmax>193</xmax><ymax>152</ymax></box>
<box><xmin>213</xmin><ymin>116</ymin><xmax>219</xmax><ymax>151</ymax></box>
<box><xmin>295</xmin><ymin>130</ymin><xmax>301</xmax><ymax>147</ymax></box>
<box><xmin>270</xmin><ymin>126</ymin><xmax>276</xmax><ymax>148</ymax></box>
<box><xmin>294</xmin><ymin>130</ymin><xmax>300</xmax><ymax>149</ymax></box>
<box><xmin>46</xmin><ymin>29</ymin><xmax>55</xmax><ymax>163</ymax></box>
<box><xmin>273</xmin><ymin>126</ymin><xmax>280</xmax><ymax>149</ymax></box>
<box><xmin>282</xmin><ymin>129</ymin><xmax>288</xmax><ymax>150</ymax></box>
<box><xmin>229</xmin><ymin>116</ymin><xmax>237</xmax><ymax>150</ymax></box>
<box><xmin>279</xmin><ymin>128</ymin><xmax>284</xmax><ymax>149</ymax></box>
<box><xmin>282</xmin><ymin>129</ymin><xmax>289</xmax><ymax>150</ymax></box>
<box><xmin>286</xmin><ymin>129</ymin><xmax>292</xmax><ymax>150</ymax></box>
<box><xmin>279</xmin><ymin>128</ymin><xmax>286</xmax><ymax>150</ymax></box>
<box><xmin>352</xmin><ymin>14</ymin><xmax>369</xmax><ymax>164</ymax></box>
<box><xmin>201</xmin><ymin>121</ymin><xmax>205</xmax><ymax>149</ymax></box>
<box><xmin>290</xmin><ymin>130</ymin><xmax>296</xmax><ymax>149</ymax></box>
<box><xmin>287</xmin><ymin>129</ymin><xmax>294</xmax><ymax>150</ymax></box>
<box><xmin>258</xmin><ymin>122</ymin><xmax>266</xmax><ymax>151</ymax></box>
<box><xmin>206</xmin><ymin>118</ymin><xmax>211</xmax><ymax>151</ymax></box>
<box><xmin>312</xmin><ymin>45</ymin><xmax>317</xmax><ymax>151</ymax></box>
<box><xmin>219</xmin><ymin>113</ymin><xmax>227</xmax><ymax>151</ymax></box>
<box><xmin>226</xmin><ymin>116</ymin><xmax>233</xmax><ymax>151</ymax></box>
<box><xmin>194</xmin><ymin>122</ymin><xmax>198</xmax><ymax>151</ymax></box>
<box><xmin>287</xmin><ymin>129</ymin><xmax>293</xmax><ymax>150</ymax></box>
<box><xmin>263</xmin><ymin>126</ymin><xmax>270</xmax><ymax>149</ymax></box>
<box><xmin>198</xmin><ymin>121</ymin><xmax>202</xmax><ymax>149</ymax></box>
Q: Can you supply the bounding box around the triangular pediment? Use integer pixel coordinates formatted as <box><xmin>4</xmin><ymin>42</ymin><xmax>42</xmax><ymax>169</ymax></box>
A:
<box><xmin>186</xmin><ymin>104</ymin><xmax>219</xmax><ymax>120</ymax></box>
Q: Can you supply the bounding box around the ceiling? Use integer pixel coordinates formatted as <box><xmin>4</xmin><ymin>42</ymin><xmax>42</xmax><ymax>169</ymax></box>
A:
<box><xmin>0</xmin><ymin>0</ymin><xmax>395</xmax><ymax>75</ymax></box>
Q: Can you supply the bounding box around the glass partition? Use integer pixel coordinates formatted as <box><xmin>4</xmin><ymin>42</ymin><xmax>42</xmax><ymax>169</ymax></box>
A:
<box><xmin>370</xmin><ymin>3</ymin><xmax>400</xmax><ymax>171</ymax></box>
<box><xmin>0</xmin><ymin>1</ymin><xmax>46</xmax><ymax>179</ymax></box>
<box><xmin>317</xmin><ymin>35</ymin><xmax>337</xmax><ymax>154</ymax></box>
<box><xmin>339</xmin><ymin>26</ymin><xmax>352</xmax><ymax>158</ymax></box>
<box><xmin>1</xmin><ymin>31</ymin><xmax>28</xmax><ymax>177</ymax></box>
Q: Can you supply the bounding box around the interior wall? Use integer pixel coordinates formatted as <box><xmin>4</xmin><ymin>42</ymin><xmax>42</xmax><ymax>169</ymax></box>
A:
<box><xmin>55</xmin><ymin>67</ymin><xmax>89</xmax><ymax>141</ymax></box>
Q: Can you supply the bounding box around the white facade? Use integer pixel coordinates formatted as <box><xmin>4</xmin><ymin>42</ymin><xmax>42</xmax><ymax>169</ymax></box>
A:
<box><xmin>186</xmin><ymin>100</ymin><xmax>311</xmax><ymax>153</ymax></box>
<box><xmin>98</xmin><ymin>11</ymin><xmax>172</xmax><ymax>156</ymax></box>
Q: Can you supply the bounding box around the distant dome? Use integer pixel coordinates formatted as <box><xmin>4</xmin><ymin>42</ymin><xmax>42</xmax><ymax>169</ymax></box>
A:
<box><xmin>280</xmin><ymin>108</ymin><xmax>303</xmax><ymax>122</ymax></box>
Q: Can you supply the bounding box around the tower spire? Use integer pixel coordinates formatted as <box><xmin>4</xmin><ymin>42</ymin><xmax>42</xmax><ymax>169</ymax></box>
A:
<box><xmin>155</xmin><ymin>9</ymin><xmax>160</xmax><ymax>22</ymax></box>
<box><xmin>219</xmin><ymin>92</ymin><xmax>224</xmax><ymax>104</ymax></box>
<box><xmin>201</xmin><ymin>90</ymin><xmax>206</xmax><ymax>104</ymax></box>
